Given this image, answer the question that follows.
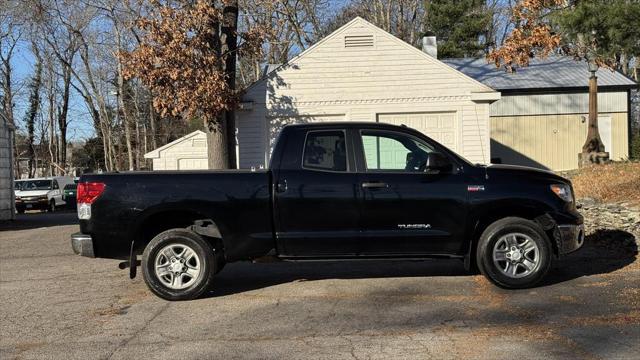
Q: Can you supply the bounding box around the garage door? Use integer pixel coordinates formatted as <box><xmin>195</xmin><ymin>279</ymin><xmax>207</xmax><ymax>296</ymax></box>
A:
<box><xmin>377</xmin><ymin>112</ymin><xmax>458</xmax><ymax>152</ymax></box>
<box><xmin>177</xmin><ymin>158</ymin><xmax>208</xmax><ymax>170</ymax></box>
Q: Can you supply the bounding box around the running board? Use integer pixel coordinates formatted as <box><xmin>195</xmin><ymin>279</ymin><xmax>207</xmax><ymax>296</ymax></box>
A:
<box><xmin>276</xmin><ymin>254</ymin><xmax>464</xmax><ymax>262</ymax></box>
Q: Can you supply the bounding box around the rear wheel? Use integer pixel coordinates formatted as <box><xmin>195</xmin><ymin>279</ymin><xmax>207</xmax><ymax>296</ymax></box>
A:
<box><xmin>142</xmin><ymin>229</ymin><xmax>216</xmax><ymax>301</ymax></box>
<box><xmin>476</xmin><ymin>217</ymin><xmax>552</xmax><ymax>289</ymax></box>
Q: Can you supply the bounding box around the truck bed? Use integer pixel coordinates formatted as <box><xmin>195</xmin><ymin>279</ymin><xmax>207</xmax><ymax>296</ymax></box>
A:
<box><xmin>80</xmin><ymin>170</ymin><xmax>274</xmax><ymax>261</ymax></box>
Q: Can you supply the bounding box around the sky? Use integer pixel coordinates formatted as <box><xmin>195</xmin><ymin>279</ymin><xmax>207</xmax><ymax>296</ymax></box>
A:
<box><xmin>11</xmin><ymin>40</ymin><xmax>97</xmax><ymax>144</ymax></box>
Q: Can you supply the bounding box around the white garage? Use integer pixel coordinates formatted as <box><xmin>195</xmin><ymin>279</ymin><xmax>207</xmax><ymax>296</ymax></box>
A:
<box><xmin>377</xmin><ymin>112</ymin><xmax>459</xmax><ymax>153</ymax></box>
<box><xmin>144</xmin><ymin>130</ymin><xmax>208</xmax><ymax>171</ymax></box>
<box><xmin>236</xmin><ymin>17</ymin><xmax>499</xmax><ymax>169</ymax></box>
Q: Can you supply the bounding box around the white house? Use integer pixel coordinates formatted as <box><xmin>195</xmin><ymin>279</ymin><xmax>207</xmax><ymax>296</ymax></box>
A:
<box><xmin>145</xmin><ymin>16</ymin><xmax>634</xmax><ymax>172</ymax></box>
<box><xmin>144</xmin><ymin>130</ymin><xmax>208</xmax><ymax>170</ymax></box>
<box><xmin>236</xmin><ymin>17</ymin><xmax>500</xmax><ymax>169</ymax></box>
<box><xmin>0</xmin><ymin>112</ymin><xmax>15</xmax><ymax>220</ymax></box>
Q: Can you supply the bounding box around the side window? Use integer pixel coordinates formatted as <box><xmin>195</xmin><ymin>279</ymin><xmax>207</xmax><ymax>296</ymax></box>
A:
<box><xmin>361</xmin><ymin>131</ymin><xmax>434</xmax><ymax>172</ymax></box>
<box><xmin>52</xmin><ymin>181</ymin><xmax>59</xmax><ymax>190</ymax></box>
<box><xmin>302</xmin><ymin>131</ymin><xmax>347</xmax><ymax>172</ymax></box>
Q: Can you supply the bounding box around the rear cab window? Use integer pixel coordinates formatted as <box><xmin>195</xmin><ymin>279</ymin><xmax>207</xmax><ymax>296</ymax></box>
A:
<box><xmin>302</xmin><ymin>130</ymin><xmax>348</xmax><ymax>172</ymax></box>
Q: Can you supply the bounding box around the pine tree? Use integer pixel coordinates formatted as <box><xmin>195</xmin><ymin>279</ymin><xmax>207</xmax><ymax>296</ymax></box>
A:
<box><xmin>424</xmin><ymin>0</ymin><xmax>492</xmax><ymax>58</ymax></box>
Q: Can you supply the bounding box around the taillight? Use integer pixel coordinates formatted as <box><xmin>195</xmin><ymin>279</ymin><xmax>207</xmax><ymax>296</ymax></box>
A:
<box><xmin>77</xmin><ymin>182</ymin><xmax>105</xmax><ymax>220</ymax></box>
<box><xmin>77</xmin><ymin>182</ymin><xmax>106</xmax><ymax>204</ymax></box>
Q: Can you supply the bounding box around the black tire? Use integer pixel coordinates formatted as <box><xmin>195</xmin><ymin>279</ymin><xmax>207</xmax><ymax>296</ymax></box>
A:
<box><xmin>47</xmin><ymin>200</ymin><xmax>55</xmax><ymax>213</ymax></box>
<box><xmin>17</xmin><ymin>208</ymin><xmax>25</xmax><ymax>214</ymax></box>
<box><xmin>142</xmin><ymin>229</ymin><xmax>216</xmax><ymax>301</ymax></box>
<box><xmin>476</xmin><ymin>217</ymin><xmax>553</xmax><ymax>289</ymax></box>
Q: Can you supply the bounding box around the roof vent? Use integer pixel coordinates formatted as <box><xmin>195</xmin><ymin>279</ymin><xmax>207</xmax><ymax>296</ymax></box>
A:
<box><xmin>345</xmin><ymin>35</ymin><xmax>374</xmax><ymax>48</ymax></box>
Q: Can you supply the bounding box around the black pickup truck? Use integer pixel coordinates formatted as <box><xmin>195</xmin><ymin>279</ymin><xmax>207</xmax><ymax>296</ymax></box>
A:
<box><xmin>72</xmin><ymin>122</ymin><xmax>584</xmax><ymax>300</ymax></box>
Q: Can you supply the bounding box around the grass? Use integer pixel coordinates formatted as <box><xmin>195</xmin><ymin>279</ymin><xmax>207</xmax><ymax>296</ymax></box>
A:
<box><xmin>568</xmin><ymin>161</ymin><xmax>640</xmax><ymax>204</ymax></box>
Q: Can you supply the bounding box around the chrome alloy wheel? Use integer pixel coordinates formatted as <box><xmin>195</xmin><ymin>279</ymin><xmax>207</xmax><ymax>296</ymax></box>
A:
<box><xmin>155</xmin><ymin>244</ymin><xmax>201</xmax><ymax>290</ymax></box>
<box><xmin>492</xmin><ymin>233</ymin><xmax>540</xmax><ymax>279</ymax></box>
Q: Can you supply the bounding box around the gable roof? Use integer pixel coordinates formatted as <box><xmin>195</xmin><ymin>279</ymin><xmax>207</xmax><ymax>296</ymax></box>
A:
<box><xmin>246</xmin><ymin>17</ymin><xmax>497</xmax><ymax>95</ymax></box>
<box><xmin>443</xmin><ymin>56</ymin><xmax>637</xmax><ymax>92</ymax></box>
<box><xmin>144</xmin><ymin>130</ymin><xmax>206</xmax><ymax>159</ymax></box>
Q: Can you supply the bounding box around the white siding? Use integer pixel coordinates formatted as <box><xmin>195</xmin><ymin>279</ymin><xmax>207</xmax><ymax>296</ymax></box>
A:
<box><xmin>491</xmin><ymin>91</ymin><xmax>628</xmax><ymax>116</ymax></box>
<box><xmin>0</xmin><ymin>118</ymin><xmax>14</xmax><ymax>220</ymax></box>
<box><xmin>145</xmin><ymin>131</ymin><xmax>208</xmax><ymax>170</ymax></box>
<box><xmin>236</xmin><ymin>18</ymin><xmax>497</xmax><ymax>168</ymax></box>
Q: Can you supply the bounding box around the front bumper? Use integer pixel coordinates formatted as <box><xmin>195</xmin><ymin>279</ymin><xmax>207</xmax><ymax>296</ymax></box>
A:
<box><xmin>557</xmin><ymin>224</ymin><xmax>585</xmax><ymax>255</ymax></box>
<box><xmin>71</xmin><ymin>232</ymin><xmax>95</xmax><ymax>257</ymax></box>
<box><xmin>16</xmin><ymin>199</ymin><xmax>49</xmax><ymax>210</ymax></box>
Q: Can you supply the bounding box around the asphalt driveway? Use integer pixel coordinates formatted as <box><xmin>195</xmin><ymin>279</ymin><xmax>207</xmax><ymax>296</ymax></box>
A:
<box><xmin>1</xmin><ymin>211</ymin><xmax>638</xmax><ymax>359</ymax></box>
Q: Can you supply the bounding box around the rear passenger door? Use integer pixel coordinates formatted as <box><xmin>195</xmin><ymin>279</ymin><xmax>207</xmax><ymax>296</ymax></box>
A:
<box><xmin>273</xmin><ymin>128</ymin><xmax>361</xmax><ymax>256</ymax></box>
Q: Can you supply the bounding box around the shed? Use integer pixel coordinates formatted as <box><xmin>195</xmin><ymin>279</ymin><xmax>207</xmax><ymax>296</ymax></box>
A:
<box><xmin>0</xmin><ymin>112</ymin><xmax>15</xmax><ymax>220</ymax></box>
<box><xmin>144</xmin><ymin>130</ymin><xmax>208</xmax><ymax>170</ymax></box>
<box><xmin>235</xmin><ymin>17</ymin><xmax>500</xmax><ymax>169</ymax></box>
<box><xmin>444</xmin><ymin>57</ymin><xmax>637</xmax><ymax>170</ymax></box>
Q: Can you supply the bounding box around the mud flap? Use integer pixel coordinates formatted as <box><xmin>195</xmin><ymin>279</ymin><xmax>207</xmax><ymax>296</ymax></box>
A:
<box><xmin>129</xmin><ymin>240</ymin><xmax>137</xmax><ymax>279</ymax></box>
<box><xmin>535</xmin><ymin>214</ymin><xmax>561</xmax><ymax>258</ymax></box>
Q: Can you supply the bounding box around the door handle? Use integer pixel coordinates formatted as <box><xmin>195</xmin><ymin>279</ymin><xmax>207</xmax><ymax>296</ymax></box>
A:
<box><xmin>276</xmin><ymin>180</ymin><xmax>288</xmax><ymax>193</ymax></box>
<box><xmin>361</xmin><ymin>182</ymin><xmax>389</xmax><ymax>189</ymax></box>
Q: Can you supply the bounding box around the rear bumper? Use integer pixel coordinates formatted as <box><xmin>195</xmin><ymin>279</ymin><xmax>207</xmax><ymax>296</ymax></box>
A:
<box><xmin>71</xmin><ymin>232</ymin><xmax>95</xmax><ymax>257</ymax></box>
<box><xmin>557</xmin><ymin>224</ymin><xmax>585</xmax><ymax>255</ymax></box>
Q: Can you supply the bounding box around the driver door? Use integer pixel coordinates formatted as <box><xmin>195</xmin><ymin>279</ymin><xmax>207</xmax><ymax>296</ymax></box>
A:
<box><xmin>356</xmin><ymin>129</ymin><xmax>468</xmax><ymax>255</ymax></box>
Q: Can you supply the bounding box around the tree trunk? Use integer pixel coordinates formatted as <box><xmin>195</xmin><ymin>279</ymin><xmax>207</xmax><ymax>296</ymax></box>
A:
<box><xmin>222</xmin><ymin>2</ymin><xmax>239</xmax><ymax>169</ymax></box>
<box><xmin>25</xmin><ymin>44</ymin><xmax>42</xmax><ymax>178</ymax></box>
<box><xmin>58</xmin><ymin>63</ymin><xmax>72</xmax><ymax>174</ymax></box>
<box><xmin>579</xmin><ymin>71</ymin><xmax>609</xmax><ymax>166</ymax></box>
<box><xmin>206</xmin><ymin>117</ymin><xmax>229</xmax><ymax>170</ymax></box>
<box><xmin>581</xmin><ymin>73</ymin><xmax>604</xmax><ymax>153</ymax></box>
<box><xmin>204</xmin><ymin>3</ymin><xmax>228</xmax><ymax>169</ymax></box>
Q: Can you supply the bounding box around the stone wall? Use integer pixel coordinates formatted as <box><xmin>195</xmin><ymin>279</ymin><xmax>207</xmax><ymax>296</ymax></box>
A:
<box><xmin>0</xmin><ymin>117</ymin><xmax>14</xmax><ymax>220</ymax></box>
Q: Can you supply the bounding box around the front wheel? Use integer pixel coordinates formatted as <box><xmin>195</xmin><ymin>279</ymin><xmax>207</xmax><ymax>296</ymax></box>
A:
<box><xmin>47</xmin><ymin>200</ymin><xmax>56</xmax><ymax>212</ymax></box>
<box><xmin>476</xmin><ymin>217</ymin><xmax>553</xmax><ymax>289</ymax></box>
<box><xmin>142</xmin><ymin>229</ymin><xmax>217</xmax><ymax>301</ymax></box>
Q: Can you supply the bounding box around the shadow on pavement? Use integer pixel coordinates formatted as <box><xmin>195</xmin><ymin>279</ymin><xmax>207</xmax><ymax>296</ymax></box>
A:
<box><xmin>206</xmin><ymin>229</ymin><xmax>637</xmax><ymax>298</ymax></box>
<box><xmin>542</xmin><ymin>229</ymin><xmax>638</xmax><ymax>286</ymax></box>
<box><xmin>0</xmin><ymin>210</ymin><xmax>79</xmax><ymax>231</ymax></box>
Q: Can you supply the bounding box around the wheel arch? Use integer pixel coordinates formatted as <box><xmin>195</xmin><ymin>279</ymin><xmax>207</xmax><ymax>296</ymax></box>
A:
<box><xmin>464</xmin><ymin>202</ymin><xmax>559</xmax><ymax>271</ymax></box>
<box><xmin>133</xmin><ymin>207</ymin><xmax>229</xmax><ymax>257</ymax></box>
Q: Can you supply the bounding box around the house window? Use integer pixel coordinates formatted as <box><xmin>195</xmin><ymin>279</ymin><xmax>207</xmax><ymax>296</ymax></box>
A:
<box><xmin>302</xmin><ymin>131</ymin><xmax>347</xmax><ymax>172</ymax></box>
<box><xmin>344</xmin><ymin>35</ymin><xmax>374</xmax><ymax>48</ymax></box>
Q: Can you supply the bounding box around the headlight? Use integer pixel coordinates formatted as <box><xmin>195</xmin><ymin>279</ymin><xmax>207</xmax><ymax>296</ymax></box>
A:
<box><xmin>39</xmin><ymin>195</ymin><xmax>48</xmax><ymax>201</ymax></box>
<box><xmin>550</xmin><ymin>184</ymin><xmax>573</xmax><ymax>202</ymax></box>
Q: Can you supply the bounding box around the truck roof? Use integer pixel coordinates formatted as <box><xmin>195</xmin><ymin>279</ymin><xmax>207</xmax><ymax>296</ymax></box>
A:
<box><xmin>283</xmin><ymin>121</ymin><xmax>407</xmax><ymax>130</ymax></box>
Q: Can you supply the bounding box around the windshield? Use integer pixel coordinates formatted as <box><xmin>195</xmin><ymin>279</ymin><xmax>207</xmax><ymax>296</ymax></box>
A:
<box><xmin>15</xmin><ymin>181</ymin><xmax>24</xmax><ymax>190</ymax></box>
<box><xmin>20</xmin><ymin>180</ymin><xmax>53</xmax><ymax>191</ymax></box>
<box><xmin>64</xmin><ymin>184</ymin><xmax>77</xmax><ymax>191</ymax></box>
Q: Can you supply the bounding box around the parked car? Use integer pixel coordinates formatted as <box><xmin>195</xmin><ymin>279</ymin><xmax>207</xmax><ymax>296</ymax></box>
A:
<box><xmin>14</xmin><ymin>179</ymin><xmax>25</xmax><ymax>192</ymax></box>
<box><xmin>71</xmin><ymin>122</ymin><xmax>584</xmax><ymax>300</ymax></box>
<box><xmin>63</xmin><ymin>183</ymin><xmax>79</xmax><ymax>209</ymax></box>
<box><xmin>15</xmin><ymin>176</ymin><xmax>75</xmax><ymax>213</ymax></box>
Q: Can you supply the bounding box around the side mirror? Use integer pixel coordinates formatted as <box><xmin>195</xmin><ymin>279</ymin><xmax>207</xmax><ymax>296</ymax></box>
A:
<box><xmin>425</xmin><ymin>152</ymin><xmax>452</xmax><ymax>173</ymax></box>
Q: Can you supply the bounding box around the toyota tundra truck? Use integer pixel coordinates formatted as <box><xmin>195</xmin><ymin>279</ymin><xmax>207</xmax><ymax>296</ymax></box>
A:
<box><xmin>71</xmin><ymin>122</ymin><xmax>584</xmax><ymax>300</ymax></box>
